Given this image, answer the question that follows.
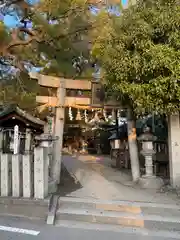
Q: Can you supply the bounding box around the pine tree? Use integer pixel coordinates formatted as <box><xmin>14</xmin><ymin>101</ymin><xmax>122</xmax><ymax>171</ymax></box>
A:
<box><xmin>0</xmin><ymin>0</ymin><xmax>97</xmax><ymax>77</ymax></box>
<box><xmin>0</xmin><ymin>0</ymin><xmax>96</xmax><ymax>111</ymax></box>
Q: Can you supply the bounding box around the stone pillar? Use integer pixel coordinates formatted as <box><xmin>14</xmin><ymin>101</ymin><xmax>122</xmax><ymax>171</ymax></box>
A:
<box><xmin>168</xmin><ymin>114</ymin><xmax>180</xmax><ymax>188</ymax></box>
<box><xmin>1</xmin><ymin>154</ymin><xmax>11</xmax><ymax>196</ymax></box>
<box><xmin>144</xmin><ymin>154</ymin><xmax>154</xmax><ymax>177</ymax></box>
<box><xmin>51</xmin><ymin>79</ymin><xmax>65</xmax><ymax>183</ymax></box>
<box><xmin>22</xmin><ymin>154</ymin><xmax>32</xmax><ymax>198</ymax></box>
<box><xmin>25</xmin><ymin>129</ymin><xmax>32</xmax><ymax>153</ymax></box>
<box><xmin>44</xmin><ymin>123</ymin><xmax>49</xmax><ymax>134</ymax></box>
<box><xmin>34</xmin><ymin>147</ymin><xmax>48</xmax><ymax>199</ymax></box>
<box><xmin>12</xmin><ymin>154</ymin><xmax>22</xmax><ymax>197</ymax></box>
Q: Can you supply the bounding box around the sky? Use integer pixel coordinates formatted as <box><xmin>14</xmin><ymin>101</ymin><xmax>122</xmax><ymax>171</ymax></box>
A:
<box><xmin>3</xmin><ymin>0</ymin><xmax>128</xmax><ymax>27</ymax></box>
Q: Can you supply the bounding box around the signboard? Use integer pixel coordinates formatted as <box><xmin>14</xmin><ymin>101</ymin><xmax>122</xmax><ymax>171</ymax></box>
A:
<box><xmin>13</xmin><ymin>125</ymin><xmax>19</xmax><ymax>154</ymax></box>
<box><xmin>47</xmin><ymin>116</ymin><xmax>54</xmax><ymax>134</ymax></box>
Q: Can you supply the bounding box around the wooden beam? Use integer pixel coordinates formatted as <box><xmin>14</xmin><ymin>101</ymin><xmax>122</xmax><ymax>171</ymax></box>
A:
<box><xmin>66</xmin><ymin>79</ymin><xmax>91</xmax><ymax>90</ymax></box>
<box><xmin>29</xmin><ymin>72</ymin><xmax>92</xmax><ymax>90</ymax></box>
<box><xmin>38</xmin><ymin>74</ymin><xmax>60</xmax><ymax>88</ymax></box>
<box><xmin>36</xmin><ymin>96</ymin><xmax>91</xmax><ymax>106</ymax></box>
<box><xmin>66</xmin><ymin>97</ymin><xmax>91</xmax><ymax>106</ymax></box>
<box><xmin>36</xmin><ymin>96</ymin><xmax>58</xmax><ymax>106</ymax></box>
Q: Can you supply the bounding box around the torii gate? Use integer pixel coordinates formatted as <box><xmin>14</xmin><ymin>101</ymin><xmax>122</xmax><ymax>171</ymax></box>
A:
<box><xmin>29</xmin><ymin>72</ymin><xmax>119</xmax><ymax>183</ymax></box>
<box><xmin>29</xmin><ymin>73</ymin><xmax>92</xmax><ymax>182</ymax></box>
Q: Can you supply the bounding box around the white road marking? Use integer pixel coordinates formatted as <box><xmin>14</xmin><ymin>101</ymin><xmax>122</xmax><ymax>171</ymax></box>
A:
<box><xmin>0</xmin><ymin>225</ymin><xmax>40</xmax><ymax>236</ymax></box>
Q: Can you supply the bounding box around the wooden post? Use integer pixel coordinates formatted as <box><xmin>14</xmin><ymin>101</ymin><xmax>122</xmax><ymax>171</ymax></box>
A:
<box><xmin>51</xmin><ymin>79</ymin><xmax>66</xmax><ymax>183</ymax></box>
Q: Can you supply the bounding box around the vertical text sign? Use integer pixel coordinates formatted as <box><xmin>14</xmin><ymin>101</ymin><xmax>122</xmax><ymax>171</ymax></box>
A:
<box><xmin>13</xmin><ymin>125</ymin><xmax>19</xmax><ymax>154</ymax></box>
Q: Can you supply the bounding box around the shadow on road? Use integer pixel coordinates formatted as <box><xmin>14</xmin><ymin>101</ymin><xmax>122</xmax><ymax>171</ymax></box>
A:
<box><xmin>57</xmin><ymin>163</ymin><xmax>82</xmax><ymax>196</ymax></box>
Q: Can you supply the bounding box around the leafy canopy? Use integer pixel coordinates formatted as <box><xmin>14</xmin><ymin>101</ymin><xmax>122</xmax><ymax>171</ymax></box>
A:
<box><xmin>92</xmin><ymin>0</ymin><xmax>180</xmax><ymax>114</ymax></box>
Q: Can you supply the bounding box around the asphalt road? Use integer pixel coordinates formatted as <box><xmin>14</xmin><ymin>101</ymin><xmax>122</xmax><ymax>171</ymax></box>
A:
<box><xmin>0</xmin><ymin>216</ymin><xmax>178</xmax><ymax>240</ymax></box>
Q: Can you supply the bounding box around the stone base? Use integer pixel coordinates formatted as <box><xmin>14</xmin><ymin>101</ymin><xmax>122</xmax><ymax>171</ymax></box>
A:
<box><xmin>48</xmin><ymin>178</ymin><xmax>58</xmax><ymax>194</ymax></box>
<box><xmin>138</xmin><ymin>175</ymin><xmax>164</xmax><ymax>189</ymax></box>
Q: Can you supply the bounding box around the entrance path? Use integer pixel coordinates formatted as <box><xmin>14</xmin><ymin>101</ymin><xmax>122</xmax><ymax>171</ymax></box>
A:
<box><xmin>62</xmin><ymin>154</ymin><xmax>180</xmax><ymax>204</ymax></box>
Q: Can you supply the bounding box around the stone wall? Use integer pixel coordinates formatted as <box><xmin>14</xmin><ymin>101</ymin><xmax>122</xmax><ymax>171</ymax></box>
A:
<box><xmin>0</xmin><ymin>146</ymin><xmax>49</xmax><ymax>199</ymax></box>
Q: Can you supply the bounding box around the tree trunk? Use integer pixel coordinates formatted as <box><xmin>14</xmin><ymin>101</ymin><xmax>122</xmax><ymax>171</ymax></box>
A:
<box><xmin>127</xmin><ymin>108</ymin><xmax>140</xmax><ymax>182</ymax></box>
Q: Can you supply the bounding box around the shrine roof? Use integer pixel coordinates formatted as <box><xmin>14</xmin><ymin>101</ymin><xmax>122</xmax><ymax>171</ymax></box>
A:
<box><xmin>0</xmin><ymin>104</ymin><xmax>45</xmax><ymax>127</ymax></box>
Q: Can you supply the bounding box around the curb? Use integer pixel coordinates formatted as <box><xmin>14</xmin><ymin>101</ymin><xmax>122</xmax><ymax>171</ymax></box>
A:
<box><xmin>59</xmin><ymin>196</ymin><xmax>180</xmax><ymax>209</ymax></box>
<box><xmin>0</xmin><ymin>196</ymin><xmax>50</xmax><ymax>221</ymax></box>
<box><xmin>47</xmin><ymin>195</ymin><xmax>59</xmax><ymax>225</ymax></box>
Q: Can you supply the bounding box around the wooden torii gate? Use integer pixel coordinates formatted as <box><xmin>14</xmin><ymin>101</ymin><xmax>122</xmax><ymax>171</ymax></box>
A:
<box><xmin>29</xmin><ymin>72</ymin><xmax>119</xmax><ymax>183</ymax></box>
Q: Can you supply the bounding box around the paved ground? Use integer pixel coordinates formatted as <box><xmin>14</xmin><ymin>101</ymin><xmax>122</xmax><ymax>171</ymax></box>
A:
<box><xmin>62</xmin><ymin>154</ymin><xmax>179</xmax><ymax>204</ymax></box>
<box><xmin>0</xmin><ymin>216</ymin><xmax>178</xmax><ymax>240</ymax></box>
<box><xmin>1</xmin><ymin>154</ymin><xmax>178</xmax><ymax>240</ymax></box>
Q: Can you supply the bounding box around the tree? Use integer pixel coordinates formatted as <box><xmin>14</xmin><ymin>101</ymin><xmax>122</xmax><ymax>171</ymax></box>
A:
<box><xmin>0</xmin><ymin>0</ymin><xmax>100</xmax><ymax>78</ymax></box>
<box><xmin>92</xmin><ymin>0</ymin><xmax>180</xmax><ymax>115</ymax></box>
<box><xmin>0</xmin><ymin>0</ymin><xmax>99</xmax><ymax>113</ymax></box>
<box><xmin>90</xmin><ymin>0</ymin><xmax>141</xmax><ymax>181</ymax></box>
<box><xmin>91</xmin><ymin>0</ymin><xmax>180</xmax><ymax>181</ymax></box>
<box><xmin>0</xmin><ymin>0</ymin><xmax>124</xmax><ymax>113</ymax></box>
<box><xmin>0</xmin><ymin>72</ymin><xmax>39</xmax><ymax>114</ymax></box>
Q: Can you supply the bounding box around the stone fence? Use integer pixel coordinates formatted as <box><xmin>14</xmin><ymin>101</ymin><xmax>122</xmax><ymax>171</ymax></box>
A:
<box><xmin>0</xmin><ymin>145</ymin><xmax>49</xmax><ymax>199</ymax></box>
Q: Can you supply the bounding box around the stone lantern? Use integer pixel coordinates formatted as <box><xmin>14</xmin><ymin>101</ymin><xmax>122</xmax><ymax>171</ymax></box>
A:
<box><xmin>109</xmin><ymin>133</ymin><xmax>121</xmax><ymax>168</ymax></box>
<box><xmin>138</xmin><ymin>127</ymin><xmax>163</xmax><ymax>189</ymax></box>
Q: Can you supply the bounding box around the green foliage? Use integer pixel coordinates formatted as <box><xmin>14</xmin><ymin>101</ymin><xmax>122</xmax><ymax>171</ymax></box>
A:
<box><xmin>0</xmin><ymin>0</ymin><xmax>94</xmax><ymax>112</ymax></box>
<box><xmin>1</xmin><ymin>0</ymin><xmax>93</xmax><ymax>77</ymax></box>
<box><xmin>0</xmin><ymin>73</ymin><xmax>39</xmax><ymax>114</ymax></box>
<box><xmin>92</xmin><ymin>0</ymin><xmax>180</xmax><ymax>114</ymax></box>
<box><xmin>0</xmin><ymin>21</ymin><xmax>9</xmax><ymax>45</ymax></box>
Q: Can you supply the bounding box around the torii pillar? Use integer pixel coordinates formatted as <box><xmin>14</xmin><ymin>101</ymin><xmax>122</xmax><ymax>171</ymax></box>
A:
<box><xmin>51</xmin><ymin>79</ymin><xmax>66</xmax><ymax>183</ymax></box>
<box><xmin>29</xmin><ymin>73</ymin><xmax>66</xmax><ymax>184</ymax></box>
